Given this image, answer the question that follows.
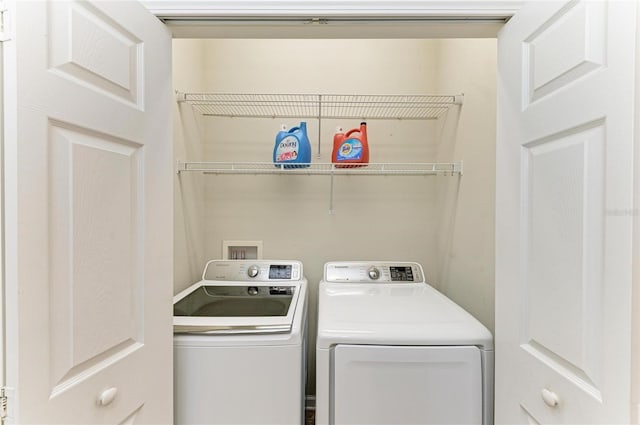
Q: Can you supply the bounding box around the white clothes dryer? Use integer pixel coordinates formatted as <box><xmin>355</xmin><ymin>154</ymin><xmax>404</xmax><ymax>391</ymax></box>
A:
<box><xmin>316</xmin><ymin>261</ymin><xmax>493</xmax><ymax>425</ymax></box>
<box><xmin>174</xmin><ymin>260</ymin><xmax>308</xmax><ymax>425</ymax></box>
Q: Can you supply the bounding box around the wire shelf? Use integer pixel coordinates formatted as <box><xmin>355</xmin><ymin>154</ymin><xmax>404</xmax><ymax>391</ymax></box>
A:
<box><xmin>177</xmin><ymin>161</ymin><xmax>463</xmax><ymax>176</ymax></box>
<box><xmin>177</xmin><ymin>92</ymin><xmax>462</xmax><ymax>120</ymax></box>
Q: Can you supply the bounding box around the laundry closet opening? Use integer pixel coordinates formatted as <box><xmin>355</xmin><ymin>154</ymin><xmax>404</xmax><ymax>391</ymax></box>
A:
<box><xmin>171</xmin><ymin>37</ymin><xmax>497</xmax><ymax>397</ymax></box>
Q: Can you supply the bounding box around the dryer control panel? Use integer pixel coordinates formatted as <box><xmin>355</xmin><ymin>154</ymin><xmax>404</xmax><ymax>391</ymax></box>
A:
<box><xmin>324</xmin><ymin>261</ymin><xmax>425</xmax><ymax>283</ymax></box>
<box><xmin>202</xmin><ymin>260</ymin><xmax>303</xmax><ymax>281</ymax></box>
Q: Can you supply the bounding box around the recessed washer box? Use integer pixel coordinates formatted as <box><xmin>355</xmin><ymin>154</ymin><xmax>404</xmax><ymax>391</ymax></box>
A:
<box><xmin>222</xmin><ymin>240</ymin><xmax>263</xmax><ymax>260</ymax></box>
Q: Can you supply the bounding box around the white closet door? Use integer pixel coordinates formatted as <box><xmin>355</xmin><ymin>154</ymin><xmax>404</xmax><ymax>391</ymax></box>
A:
<box><xmin>332</xmin><ymin>345</ymin><xmax>482</xmax><ymax>425</ymax></box>
<box><xmin>3</xmin><ymin>1</ymin><xmax>172</xmax><ymax>423</ymax></box>
<box><xmin>495</xmin><ymin>0</ymin><xmax>637</xmax><ymax>423</ymax></box>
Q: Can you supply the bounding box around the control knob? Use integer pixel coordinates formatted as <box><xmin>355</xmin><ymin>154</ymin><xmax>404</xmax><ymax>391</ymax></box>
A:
<box><xmin>247</xmin><ymin>265</ymin><xmax>259</xmax><ymax>278</ymax></box>
<box><xmin>368</xmin><ymin>266</ymin><xmax>381</xmax><ymax>280</ymax></box>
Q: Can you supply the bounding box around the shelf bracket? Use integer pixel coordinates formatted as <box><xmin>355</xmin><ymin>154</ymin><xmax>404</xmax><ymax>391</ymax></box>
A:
<box><xmin>176</xmin><ymin>160</ymin><xmax>186</xmax><ymax>174</ymax></box>
<box><xmin>328</xmin><ymin>168</ymin><xmax>335</xmax><ymax>215</ymax></box>
<box><xmin>317</xmin><ymin>94</ymin><xmax>323</xmax><ymax>158</ymax></box>
<box><xmin>175</xmin><ymin>91</ymin><xmax>186</xmax><ymax>103</ymax></box>
<box><xmin>454</xmin><ymin>94</ymin><xmax>464</xmax><ymax>105</ymax></box>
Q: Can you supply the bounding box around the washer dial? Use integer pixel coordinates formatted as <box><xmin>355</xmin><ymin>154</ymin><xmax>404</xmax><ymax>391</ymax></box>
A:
<box><xmin>247</xmin><ymin>265</ymin><xmax>259</xmax><ymax>278</ymax></box>
<box><xmin>367</xmin><ymin>266</ymin><xmax>380</xmax><ymax>280</ymax></box>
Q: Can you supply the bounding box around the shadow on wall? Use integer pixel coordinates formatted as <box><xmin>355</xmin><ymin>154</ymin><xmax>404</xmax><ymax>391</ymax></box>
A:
<box><xmin>434</xmin><ymin>105</ymin><xmax>462</xmax><ymax>293</ymax></box>
<box><xmin>174</xmin><ymin>102</ymin><xmax>207</xmax><ymax>292</ymax></box>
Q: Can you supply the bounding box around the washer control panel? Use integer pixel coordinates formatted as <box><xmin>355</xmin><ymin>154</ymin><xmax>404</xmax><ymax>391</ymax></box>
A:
<box><xmin>324</xmin><ymin>262</ymin><xmax>425</xmax><ymax>283</ymax></box>
<box><xmin>203</xmin><ymin>260</ymin><xmax>303</xmax><ymax>281</ymax></box>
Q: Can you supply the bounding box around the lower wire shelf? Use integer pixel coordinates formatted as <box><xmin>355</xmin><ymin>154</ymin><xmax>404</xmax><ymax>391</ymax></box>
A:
<box><xmin>176</xmin><ymin>161</ymin><xmax>463</xmax><ymax>176</ymax></box>
<box><xmin>177</xmin><ymin>161</ymin><xmax>463</xmax><ymax>213</ymax></box>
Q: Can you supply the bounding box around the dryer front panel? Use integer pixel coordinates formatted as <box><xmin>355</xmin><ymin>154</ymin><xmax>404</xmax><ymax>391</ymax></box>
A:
<box><xmin>331</xmin><ymin>345</ymin><xmax>482</xmax><ymax>425</ymax></box>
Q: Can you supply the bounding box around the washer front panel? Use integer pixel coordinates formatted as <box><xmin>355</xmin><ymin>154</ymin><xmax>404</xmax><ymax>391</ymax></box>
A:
<box><xmin>332</xmin><ymin>344</ymin><xmax>482</xmax><ymax>425</ymax></box>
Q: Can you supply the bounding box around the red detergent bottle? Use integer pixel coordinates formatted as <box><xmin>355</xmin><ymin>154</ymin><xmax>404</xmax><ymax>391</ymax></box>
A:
<box><xmin>332</xmin><ymin>122</ymin><xmax>369</xmax><ymax>168</ymax></box>
<box><xmin>332</xmin><ymin>126</ymin><xmax>344</xmax><ymax>160</ymax></box>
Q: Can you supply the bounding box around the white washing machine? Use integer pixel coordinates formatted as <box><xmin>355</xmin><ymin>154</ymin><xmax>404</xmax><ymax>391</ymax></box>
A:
<box><xmin>316</xmin><ymin>261</ymin><xmax>493</xmax><ymax>425</ymax></box>
<box><xmin>174</xmin><ymin>260</ymin><xmax>308</xmax><ymax>425</ymax></box>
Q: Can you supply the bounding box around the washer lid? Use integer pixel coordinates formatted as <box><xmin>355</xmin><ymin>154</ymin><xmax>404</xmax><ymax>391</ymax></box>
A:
<box><xmin>316</xmin><ymin>281</ymin><xmax>493</xmax><ymax>350</ymax></box>
<box><xmin>173</xmin><ymin>280</ymin><xmax>303</xmax><ymax>334</ymax></box>
<box><xmin>173</xmin><ymin>260</ymin><xmax>306</xmax><ymax>334</ymax></box>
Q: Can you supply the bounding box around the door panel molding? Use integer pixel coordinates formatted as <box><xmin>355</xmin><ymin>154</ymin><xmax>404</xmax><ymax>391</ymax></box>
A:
<box><xmin>522</xmin><ymin>0</ymin><xmax>606</xmax><ymax>105</ymax></box>
<box><xmin>48</xmin><ymin>1</ymin><xmax>143</xmax><ymax>107</ymax></box>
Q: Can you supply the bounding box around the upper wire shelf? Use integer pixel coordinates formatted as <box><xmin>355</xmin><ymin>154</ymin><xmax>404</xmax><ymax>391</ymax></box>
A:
<box><xmin>176</xmin><ymin>92</ymin><xmax>463</xmax><ymax>120</ymax></box>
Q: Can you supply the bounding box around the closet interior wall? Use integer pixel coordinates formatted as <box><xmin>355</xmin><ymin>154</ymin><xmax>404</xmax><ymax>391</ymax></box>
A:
<box><xmin>172</xmin><ymin>38</ymin><xmax>497</xmax><ymax>396</ymax></box>
<box><xmin>173</xmin><ymin>39</ymin><xmax>207</xmax><ymax>289</ymax></box>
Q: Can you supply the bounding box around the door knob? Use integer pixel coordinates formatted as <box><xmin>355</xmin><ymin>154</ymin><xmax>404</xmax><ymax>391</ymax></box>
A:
<box><xmin>541</xmin><ymin>388</ymin><xmax>559</xmax><ymax>407</ymax></box>
<box><xmin>97</xmin><ymin>387</ymin><xmax>118</xmax><ymax>406</ymax></box>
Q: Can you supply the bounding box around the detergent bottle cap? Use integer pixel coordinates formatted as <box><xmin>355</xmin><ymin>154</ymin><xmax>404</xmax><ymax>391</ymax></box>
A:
<box><xmin>335</xmin><ymin>126</ymin><xmax>343</xmax><ymax>133</ymax></box>
<box><xmin>280</xmin><ymin>124</ymin><xmax>287</xmax><ymax>130</ymax></box>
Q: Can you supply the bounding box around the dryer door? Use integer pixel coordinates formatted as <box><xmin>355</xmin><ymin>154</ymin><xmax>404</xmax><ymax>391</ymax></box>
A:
<box><xmin>332</xmin><ymin>345</ymin><xmax>482</xmax><ymax>424</ymax></box>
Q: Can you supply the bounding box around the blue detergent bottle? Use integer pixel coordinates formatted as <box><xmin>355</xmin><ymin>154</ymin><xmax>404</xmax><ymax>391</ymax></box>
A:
<box><xmin>273</xmin><ymin>122</ymin><xmax>311</xmax><ymax>168</ymax></box>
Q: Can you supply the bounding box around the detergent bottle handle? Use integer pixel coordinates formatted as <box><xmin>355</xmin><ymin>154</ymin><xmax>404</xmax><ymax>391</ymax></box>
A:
<box><xmin>344</xmin><ymin>128</ymin><xmax>360</xmax><ymax>138</ymax></box>
<box><xmin>288</xmin><ymin>126</ymin><xmax>300</xmax><ymax>133</ymax></box>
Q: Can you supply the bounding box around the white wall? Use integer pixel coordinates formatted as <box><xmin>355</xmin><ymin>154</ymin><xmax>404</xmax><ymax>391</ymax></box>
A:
<box><xmin>202</xmin><ymin>39</ymin><xmax>437</xmax><ymax>94</ymax></box>
<box><xmin>172</xmin><ymin>38</ymin><xmax>497</xmax><ymax>396</ymax></box>
<box><xmin>433</xmin><ymin>39</ymin><xmax>497</xmax><ymax>331</ymax></box>
<box><xmin>173</xmin><ymin>39</ymin><xmax>208</xmax><ymax>291</ymax></box>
